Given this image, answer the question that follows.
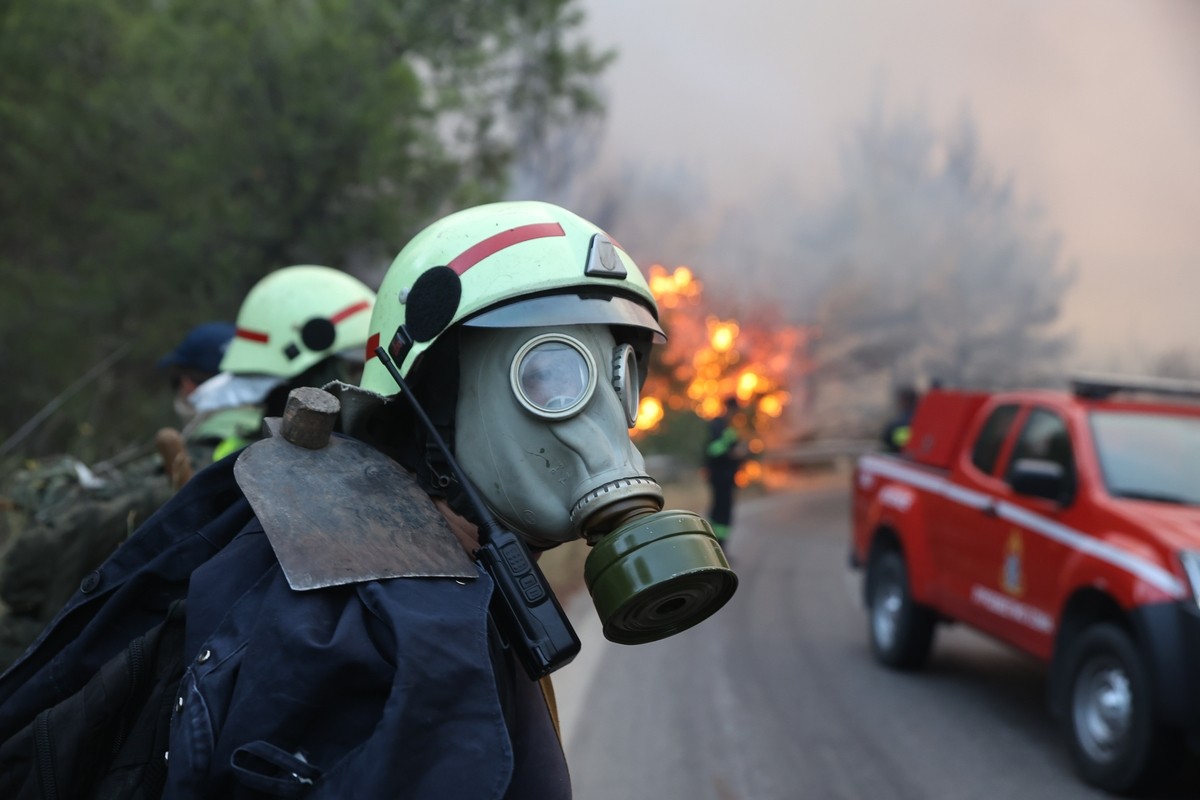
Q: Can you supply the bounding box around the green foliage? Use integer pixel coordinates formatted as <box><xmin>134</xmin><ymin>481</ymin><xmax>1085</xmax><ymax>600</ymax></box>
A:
<box><xmin>0</xmin><ymin>0</ymin><xmax>610</xmax><ymax>459</ymax></box>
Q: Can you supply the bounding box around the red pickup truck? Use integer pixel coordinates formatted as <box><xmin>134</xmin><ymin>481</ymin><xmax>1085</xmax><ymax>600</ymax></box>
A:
<box><xmin>850</xmin><ymin>375</ymin><xmax>1200</xmax><ymax>794</ymax></box>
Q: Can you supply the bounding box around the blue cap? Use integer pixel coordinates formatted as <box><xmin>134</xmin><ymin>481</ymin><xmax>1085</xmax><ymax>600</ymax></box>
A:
<box><xmin>158</xmin><ymin>321</ymin><xmax>236</xmax><ymax>375</ymax></box>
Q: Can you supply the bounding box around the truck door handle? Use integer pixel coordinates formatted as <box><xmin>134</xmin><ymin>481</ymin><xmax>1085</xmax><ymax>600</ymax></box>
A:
<box><xmin>982</xmin><ymin>502</ymin><xmax>998</xmax><ymax>518</ymax></box>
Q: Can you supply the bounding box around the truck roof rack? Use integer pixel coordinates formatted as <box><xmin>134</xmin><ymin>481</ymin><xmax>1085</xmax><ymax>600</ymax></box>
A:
<box><xmin>1070</xmin><ymin>372</ymin><xmax>1200</xmax><ymax>401</ymax></box>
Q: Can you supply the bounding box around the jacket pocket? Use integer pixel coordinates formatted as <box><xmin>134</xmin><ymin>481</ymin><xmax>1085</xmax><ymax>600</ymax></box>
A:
<box><xmin>231</xmin><ymin>739</ymin><xmax>323</xmax><ymax>797</ymax></box>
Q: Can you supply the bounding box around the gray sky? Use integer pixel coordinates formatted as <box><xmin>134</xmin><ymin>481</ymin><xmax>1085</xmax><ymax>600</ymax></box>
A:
<box><xmin>579</xmin><ymin>0</ymin><xmax>1200</xmax><ymax>367</ymax></box>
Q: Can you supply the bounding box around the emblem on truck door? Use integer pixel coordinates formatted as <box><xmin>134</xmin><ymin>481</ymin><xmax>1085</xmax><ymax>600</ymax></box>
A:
<box><xmin>1000</xmin><ymin>529</ymin><xmax>1024</xmax><ymax>596</ymax></box>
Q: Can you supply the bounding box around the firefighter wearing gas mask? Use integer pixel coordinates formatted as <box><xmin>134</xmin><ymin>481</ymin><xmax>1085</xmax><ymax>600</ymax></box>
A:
<box><xmin>353</xmin><ymin>199</ymin><xmax>737</xmax><ymax>646</ymax></box>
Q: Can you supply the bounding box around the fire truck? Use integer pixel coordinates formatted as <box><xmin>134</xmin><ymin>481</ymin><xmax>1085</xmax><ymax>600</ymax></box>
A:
<box><xmin>850</xmin><ymin>375</ymin><xmax>1200</xmax><ymax>794</ymax></box>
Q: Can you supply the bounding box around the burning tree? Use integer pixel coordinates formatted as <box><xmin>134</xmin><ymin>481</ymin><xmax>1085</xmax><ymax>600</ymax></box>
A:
<box><xmin>636</xmin><ymin>265</ymin><xmax>815</xmax><ymax>485</ymax></box>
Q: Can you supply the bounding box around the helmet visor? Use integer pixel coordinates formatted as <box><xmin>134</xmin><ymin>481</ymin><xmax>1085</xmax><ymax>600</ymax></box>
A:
<box><xmin>464</xmin><ymin>294</ymin><xmax>666</xmax><ymax>343</ymax></box>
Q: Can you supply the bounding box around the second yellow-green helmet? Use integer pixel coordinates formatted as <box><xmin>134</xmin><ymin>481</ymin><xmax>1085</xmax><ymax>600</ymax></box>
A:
<box><xmin>222</xmin><ymin>265</ymin><xmax>376</xmax><ymax>379</ymax></box>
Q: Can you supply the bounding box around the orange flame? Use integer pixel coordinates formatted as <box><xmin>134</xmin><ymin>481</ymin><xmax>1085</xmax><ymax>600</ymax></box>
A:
<box><xmin>710</xmin><ymin>321</ymin><xmax>738</xmax><ymax>353</ymax></box>
<box><xmin>637</xmin><ymin>264</ymin><xmax>817</xmax><ymax>486</ymax></box>
<box><xmin>634</xmin><ymin>396</ymin><xmax>664</xmax><ymax>432</ymax></box>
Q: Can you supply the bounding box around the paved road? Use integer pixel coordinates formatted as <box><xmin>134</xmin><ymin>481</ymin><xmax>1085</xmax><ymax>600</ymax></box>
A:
<box><xmin>553</xmin><ymin>478</ymin><xmax>1200</xmax><ymax>800</ymax></box>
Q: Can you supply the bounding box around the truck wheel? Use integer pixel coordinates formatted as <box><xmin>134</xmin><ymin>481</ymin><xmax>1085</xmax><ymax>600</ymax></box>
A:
<box><xmin>866</xmin><ymin>548</ymin><xmax>935</xmax><ymax>669</ymax></box>
<box><xmin>1059</xmin><ymin>623</ymin><xmax>1181</xmax><ymax>794</ymax></box>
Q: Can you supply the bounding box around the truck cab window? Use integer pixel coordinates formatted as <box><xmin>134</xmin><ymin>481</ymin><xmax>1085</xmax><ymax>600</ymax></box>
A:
<box><xmin>1007</xmin><ymin>408</ymin><xmax>1075</xmax><ymax>493</ymax></box>
<box><xmin>970</xmin><ymin>404</ymin><xmax>1019</xmax><ymax>475</ymax></box>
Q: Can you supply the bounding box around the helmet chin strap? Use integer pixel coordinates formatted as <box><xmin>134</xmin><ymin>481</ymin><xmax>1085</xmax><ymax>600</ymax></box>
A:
<box><xmin>409</xmin><ymin>329</ymin><xmax>461</xmax><ymax>496</ymax></box>
<box><xmin>424</xmin><ymin>443</ymin><xmax>455</xmax><ymax>491</ymax></box>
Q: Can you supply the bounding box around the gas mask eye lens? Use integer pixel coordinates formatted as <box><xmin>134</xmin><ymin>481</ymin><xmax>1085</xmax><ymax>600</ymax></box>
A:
<box><xmin>511</xmin><ymin>334</ymin><xmax>597</xmax><ymax>419</ymax></box>
<box><xmin>612</xmin><ymin>343</ymin><xmax>640</xmax><ymax>427</ymax></box>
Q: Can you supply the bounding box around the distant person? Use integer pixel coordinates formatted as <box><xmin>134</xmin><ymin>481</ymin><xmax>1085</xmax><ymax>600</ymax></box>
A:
<box><xmin>881</xmin><ymin>385</ymin><xmax>919</xmax><ymax>453</ymax></box>
<box><xmin>158</xmin><ymin>320</ymin><xmax>235</xmax><ymax>420</ymax></box>
<box><xmin>705</xmin><ymin>396</ymin><xmax>747</xmax><ymax>551</ymax></box>
<box><xmin>186</xmin><ymin>264</ymin><xmax>376</xmax><ymax>461</ymax></box>
<box><xmin>156</xmin><ymin>320</ymin><xmax>243</xmax><ymax>475</ymax></box>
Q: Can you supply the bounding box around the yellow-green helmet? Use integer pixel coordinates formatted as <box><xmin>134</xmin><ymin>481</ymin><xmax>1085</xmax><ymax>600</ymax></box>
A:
<box><xmin>222</xmin><ymin>265</ymin><xmax>376</xmax><ymax>378</ymax></box>
<box><xmin>359</xmin><ymin>201</ymin><xmax>663</xmax><ymax>395</ymax></box>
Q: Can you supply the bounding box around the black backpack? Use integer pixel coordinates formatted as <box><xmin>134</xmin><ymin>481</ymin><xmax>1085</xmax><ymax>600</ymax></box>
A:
<box><xmin>0</xmin><ymin>600</ymin><xmax>187</xmax><ymax>800</ymax></box>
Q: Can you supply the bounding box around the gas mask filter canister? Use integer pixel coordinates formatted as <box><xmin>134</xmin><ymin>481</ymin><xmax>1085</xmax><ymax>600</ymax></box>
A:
<box><xmin>455</xmin><ymin>324</ymin><xmax>737</xmax><ymax>645</ymax></box>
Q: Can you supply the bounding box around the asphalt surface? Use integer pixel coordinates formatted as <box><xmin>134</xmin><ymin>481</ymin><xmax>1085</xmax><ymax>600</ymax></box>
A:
<box><xmin>553</xmin><ymin>477</ymin><xmax>1200</xmax><ymax>800</ymax></box>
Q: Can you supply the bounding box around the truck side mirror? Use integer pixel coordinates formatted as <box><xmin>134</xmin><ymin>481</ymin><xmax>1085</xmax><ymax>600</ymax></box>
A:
<box><xmin>1009</xmin><ymin>458</ymin><xmax>1067</xmax><ymax>503</ymax></box>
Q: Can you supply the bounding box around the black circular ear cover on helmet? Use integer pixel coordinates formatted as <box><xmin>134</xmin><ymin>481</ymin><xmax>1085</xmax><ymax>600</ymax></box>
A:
<box><xmin>406</xmin><ymin>266</ymin><xmax>461</xmax><ymax>343</ymax></box>
<box><xmin>300</xmin><ymin>318</ymin><xmax>337</xmax><ymax>351</ymax></box>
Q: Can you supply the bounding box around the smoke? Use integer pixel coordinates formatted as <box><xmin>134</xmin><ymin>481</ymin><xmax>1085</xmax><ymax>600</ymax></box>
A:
<box><xmin>567</xmin><ymin>0</ymin><xmax>1200</xmax><ymax>371</ymax></box>
<box><xmin>513</xmin><ymin>100</ymin><xmax>1078</xmax><ymax>434</ymax></box>
<box><xmin>521</xmin><ymin>103</ymin><xmax>1074</xmax><ymax>353</ymax></box>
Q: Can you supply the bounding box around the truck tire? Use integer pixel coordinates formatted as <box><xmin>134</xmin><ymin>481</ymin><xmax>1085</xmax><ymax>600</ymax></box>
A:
<box><xmin>866</xmin><ymin>548</ymin><xmax>936</xmax><ymax>670</ymax></box>
<box><xmin>1059</xmin><ymin>623</ymin><xmax>1181</xmax><ymax>794</ymax></box>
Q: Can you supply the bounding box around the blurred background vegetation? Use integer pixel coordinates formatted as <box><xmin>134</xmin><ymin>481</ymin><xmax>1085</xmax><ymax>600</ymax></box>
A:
<box><xmin>5</xmin><ymin>0</ymin><xmax>1178</xmax><ymax>481</ymax></box>
<box><xmin>0</xmin><ymin>0</ymin><xmax>610</xmax><ymax>465</ymax></box>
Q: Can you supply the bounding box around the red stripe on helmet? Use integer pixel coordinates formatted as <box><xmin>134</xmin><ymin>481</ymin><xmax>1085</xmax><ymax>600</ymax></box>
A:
<box><xmin>447</xmin><ymin>222</ymin><xmax>566</xmax><ymax>276</ymax></box>
<box><xmin>364</xmin><ymin>332</ymin><xmax>380</xmax><ymax>361</ymax></box>
<box><xmin>330</xmin><ymin>299</ymin><xmax>372</xmax><ymax>324</ymax></box>
<box><xmin>235</xmin><ymin>328</ymin><xmax>269</xmax><ymax>343</ymax></box>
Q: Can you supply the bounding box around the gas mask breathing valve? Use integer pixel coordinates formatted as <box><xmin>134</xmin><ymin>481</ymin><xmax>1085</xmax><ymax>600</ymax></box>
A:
<box><xmin>584</xmin><ymin>509</ymin><xmax>738</xmax><ymax>645</ymax></box>
<box><xmin>569</xmin><ymin>476</ymin><xmax>663</xmax><ymax>530</ymax></box>
<box><xmin>573</xmin><ymin>475</ymin><xmax>737</xmax><ymax>645</ymax></box>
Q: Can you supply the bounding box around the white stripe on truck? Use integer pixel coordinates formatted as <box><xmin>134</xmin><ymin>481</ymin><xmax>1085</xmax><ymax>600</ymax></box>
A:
<box><xmin>858</xmin><ymin>454</ymin><xmax>1185</xmax><ymax>598</ymax></box>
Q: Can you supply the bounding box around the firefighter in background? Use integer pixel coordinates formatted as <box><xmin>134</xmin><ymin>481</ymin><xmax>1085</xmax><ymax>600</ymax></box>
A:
<box><xmin>0</xmin><ymin>270</ymin><xmax>373</xmax><ymax>673</ymax></box>
<box><xmin>186</xmin><ymin>264</ymin><xmax>376</xmax><ymax>460</ymax></box>
<box><xmin>705</xmin><ymin>395</ymin><xmax>747</xmax><ymax>550</ymax></box>
<box><xmin>881</xmin><ymin>385</ymin><xmax>919</xmax><ymax>453</ymax></box>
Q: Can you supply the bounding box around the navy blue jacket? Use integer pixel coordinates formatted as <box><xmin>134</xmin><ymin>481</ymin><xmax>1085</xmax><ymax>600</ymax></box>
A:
<box><xmin>0</xmin><ymin>453</ymin><xmax>569</xmax><ymax>798</ymax></box>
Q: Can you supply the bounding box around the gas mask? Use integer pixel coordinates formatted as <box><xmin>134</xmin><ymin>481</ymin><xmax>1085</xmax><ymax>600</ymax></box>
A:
<box><xmin>455</xmin><ymin>323</ymin><xmax>737</xmax><ymax>645</ymax></box>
